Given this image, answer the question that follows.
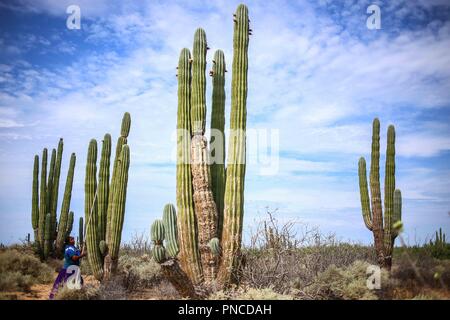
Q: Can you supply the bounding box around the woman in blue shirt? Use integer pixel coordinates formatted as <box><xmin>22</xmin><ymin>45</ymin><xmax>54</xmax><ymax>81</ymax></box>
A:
<box><xmin>49</xmin><ymin>236</ymin><xmax>86</xmax><ymax>299</ymax></box>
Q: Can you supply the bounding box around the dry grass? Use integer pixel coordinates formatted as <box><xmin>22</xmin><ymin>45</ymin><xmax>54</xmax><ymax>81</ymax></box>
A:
<box><xmin>0</xmin><ymin>248</ymin><xmax>53</xmax><ymax>292</ymax></box>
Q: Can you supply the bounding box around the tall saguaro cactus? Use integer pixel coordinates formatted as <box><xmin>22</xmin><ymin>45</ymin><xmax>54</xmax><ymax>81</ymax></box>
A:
<box><xmin>151</xmin><ymin>4</ymin><xmax>250</xmax><ymax>297</ymax></box>
<box><xmin>32</xmin><ymin>140</ymin><xmax>76</xmax><ymax>260</ymax></box>
<box><xmin>84</xmin><ymin>113</ymin><xmax>131</xmax><ymax>281</ymax></box>
<box><xmin>358</xmin><ymin>118</ymin><xmax>402</xmax><ymax>270</ymax></box>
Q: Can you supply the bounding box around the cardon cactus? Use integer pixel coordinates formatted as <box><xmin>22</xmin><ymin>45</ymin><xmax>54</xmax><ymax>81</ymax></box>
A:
<box><xmin>31</xmin><ymin>140</ymin><xmax>77</xmax><ymax>260</ymax></box>
<box><xmin>84</xmin><ymin>113</ymin><xmax>131</xmax><ymax>281</ymax></box>
<box><xmin>151</xmin><ymin>4</ymin><xmax>250</xmax><ymax>297</ymax></box>
<box><xmin>78</xmin><ymin>217</ymin><xmax>84</xmax><ymax>248</ymax></box>
<box><xmin>358</xmin><ymin>118</ymin><xmax>402</xmax><ymax>270</ymax></box>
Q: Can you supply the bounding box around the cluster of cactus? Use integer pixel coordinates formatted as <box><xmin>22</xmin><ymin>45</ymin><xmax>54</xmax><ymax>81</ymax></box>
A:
<box><xmin>150</xmin><ymin>4</ymin><xmax>250</xmax><ymax>297</ymax></box>
<box><xmin>429</xmin><ymin>228</ymin><xmax>447</xmax><ymax>248</ymax></box>
<box><xmin>84</xmin><ymin>112</ymin><xmax>131</xmax><ymax>281</ymax></box>
<box><xmin>358</xmin><ymin>118</ymin><xmax>402</xmax><ymax>270</ymax></box>
<box><xmin>31</xmin><ymin>139</ymin><xmax>76</xmax><ymax>259</ymax></box>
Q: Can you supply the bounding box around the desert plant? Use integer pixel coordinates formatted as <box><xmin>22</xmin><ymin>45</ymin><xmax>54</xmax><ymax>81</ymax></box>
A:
<box><xmin>149</xmin><ymin>4</ymin><xmax>250</xmax><ymax>298</ymax></box>
<box><xmin>358</xmin><ymin>118</ymin><xmax>402</xmax><ymax>270</ymax></box>
<box><xmin>426</xmin><ymin>228</ymin><xmax>450</xmax><ymax>260</ymax></box>
<box><xmin>84</xmin><ymin>112</ymin><xmax>131</xmax><ymax>281</ymax></box>
<box><xmin>0</xmin><ymin>249</ymin><xmax>53</xmax><ymax>292</ymax></box>
<box><xmin>31</xmin><ymin>139</ymin><xmax>76</xmax><ymax>259</ymax></box>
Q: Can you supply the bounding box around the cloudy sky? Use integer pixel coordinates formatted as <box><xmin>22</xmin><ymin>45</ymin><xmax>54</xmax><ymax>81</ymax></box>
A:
<box><xmin>0</xmin><ymin>0</ymin><xmax>449</xmax><ymax>245</ymax></box>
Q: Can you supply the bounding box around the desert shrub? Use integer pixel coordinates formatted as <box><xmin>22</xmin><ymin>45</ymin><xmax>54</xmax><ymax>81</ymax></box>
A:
<box><xmin>54</xmin><ymin>285</ymin><xmax>100</xmax><ymax>300</ymax></box>
<box><xmin>209</xmin><ymin>287</ymin><xmax>295</xmax><ymax>300</ymax></box>
<box><xmin>0</xmin><ymin>249</ymin><xmax>53</xmax><ymax>291</ymax></box>
<box><xmin>240</xmin><ymin>210</ymin><xmax>376</xmax><ymax>293</ymax></box>
<box><xmin>120</xmin><ymin>232</ymin><xmax>152</xmax><ymax>257</ymax></box>
<box><xmin>118</xmin><ymin>253</ymin><xmax>162</xmax><ymax>290</ymax></box>
<box><xmin>303</xmin><ymin>260</ymin><xmax>388</xmax><ymax>300</ymax></box>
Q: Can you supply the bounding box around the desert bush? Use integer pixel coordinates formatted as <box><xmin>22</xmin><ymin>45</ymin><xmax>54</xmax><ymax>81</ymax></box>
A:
<box><xmin>240</xmin><ymin>210</ymin><xmax>376</xmax><ymax>293</ymax></box>
<box><xmin>0</xmin><ymin>249</ymin><xmax>53</xmax><ymax>291</ymax></box>
<box><xmin>54</xmin><ymin>285</ymin><xmax>100</xmax><ymax>300</ymax></box>
<box><xmin>209</xmin><ymin>287</ymin><xmax>295</xmax><ymax>300</ymax></box>
<box><xmin>120</xmin><ymin>232</ymin><xmax>152</xmax><ymax>257</ymax></box>
<box><xmin>304</xmin><ymin>260</ymin><xmax>388</xmax><ymax>300</ymax></box>
<box><xmin>118</xmin><ymin>253</ymin><xmax>162</xmax><ymax>290</ymax></box>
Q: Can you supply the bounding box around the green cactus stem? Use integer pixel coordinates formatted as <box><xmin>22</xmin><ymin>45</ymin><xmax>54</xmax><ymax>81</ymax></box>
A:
<box><xmin>85</xmin><ymin>139</ymin><xmax>103</xmax><ymax>280</ymax></box>
<box><xmin>38</xmin><ymin>148</ymin><xmax>48</xmax><ymax>252</ymax></box>
<box><xmin>55</xmin><ymin>153</ymin><xmax>76</xmax><ymax>256</ymax></box>
<box><xmin>98</xmin><ymin>134</ymin><xmax>111</xmax><ymax>242</ymax></box>
<box><xmin>218</xmin><ymin>4</ymin><xmax>250</xmax><ymax>285</ymax></box>
<box><xmin>79</xmin><ymin>217</ymin><xmax>84</xmax><ymax>248</ymax></box>
<box><xmin>210</xmin><ymin>49</ymin><xmax>226</xmax><ymax>240</ymax></box>
<box><xmin>103</xmin><ymin>144</ymin><xmax>130</xmax><ymax>280</ymax></box>
<box><xmin>43</xmin><ymin>213</ymin><xmax>51</xmax><ymax>260</ymax></box>
<box><xmin>32</xmin><ymin>155</ymin><xmax>39</xmax><ymax>242</ymax></box>
<box><xmin>50</xmin><ymin>139</ymin><xmax>63</xmax><ymax>241</ymax></box>
<box><xmin>191</xmin><ymin>28</ymin><xmax>208</xmax><ymax>135</ymax></box>
<box><xmin>163</xmin><ymin>204</ymin><xmax>179</xmax><ymax>257</ymax></box>
<box><xmin>176</xmin><ymin>48</ymin><xmax>203</xmax><ymax>284</ymax></box>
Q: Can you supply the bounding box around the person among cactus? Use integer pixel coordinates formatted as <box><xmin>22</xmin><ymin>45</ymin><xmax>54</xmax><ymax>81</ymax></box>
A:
<box><xmin>49</xmin><ymin>235</ymin><xmax>86</xmax><ymax>299</ymax></box>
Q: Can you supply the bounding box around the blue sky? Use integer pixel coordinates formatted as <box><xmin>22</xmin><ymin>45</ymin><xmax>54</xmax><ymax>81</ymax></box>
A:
<box><xmin>0</xmin><ymin>0</ymin><xmax>449</xmax><ymax>245</ymax></box>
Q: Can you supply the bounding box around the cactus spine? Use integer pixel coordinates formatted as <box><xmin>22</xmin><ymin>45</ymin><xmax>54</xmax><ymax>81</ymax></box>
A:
<box><xmin>83</xmin><ymin>113</ymin><xmax>131</xmax><ymax>281</ymax></box>
<box><xmin>358</xmin><ymin>118</ymin><xmax>402</xmax><ymax>270</ymax></box>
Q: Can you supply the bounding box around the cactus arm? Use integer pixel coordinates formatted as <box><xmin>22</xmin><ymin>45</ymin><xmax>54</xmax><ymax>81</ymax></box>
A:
<box><xmin>103</xmin><ymin>144</ymin><xmax>130</xmax><ymax>280</ymax></box>
<box><xmin>383</xmin><ymin>125</ymin><xmax>396</xmax><ymax>266</ymax></box>
<box><xmin>78</xmin><ymin>217</ymin><xmax>84</xmax><ymax>247</ymax></box>
<box><xmin>50</xmin><ymin>139</ymin><xmax>63</xmax><ymax>241</ymax></box>
<box><xmin>46</xmin><ymin>148</ymin><xmax>56</xmax><ymax>212</ymax></box>
<box><xmin>369</xmin><ymin>118</ymin><xmax>385</xmax><ymax>267</ymax></box>
<box><xmin>218</xmin><ymin>4</ymin><xmax>250</xmax><ymax>286</ymax></box>
<box><xmin>176</xmin><ymin>48</ymin><xmax>203</xmax><ymax>284</ymax></box>
<box><xmin>32</xmin><ymin>155</ymin><xmax>39</xmax><ymax>242</ymax></box>
<box><xmin>191</xmin><ymin>28</ymin><xmax>208</xmax><ymax>135</ymax></box>
<box><xmin>55</xmin><ymin>153</ymin><xmax>76</xmax><ymax>256</ymax></box>
<box><xmin>106</xmin><ymin>113</ymin><xmax>130</xmax><ymax>248</ymax></box>
<box><xmin>85</xmin><ymin>139</ymin><xmax>103</xmax><ymax>280</ymax></box>
<box><xmin>392</xmin><ymin>189</ymin><xmax>402</xmax><ymax>239</ymax></box>
<box><xmin>66</xmin><ymin>211</ymin><xmax>74</xmax><ymax>237</ymax></box>
<box><xmin>163</xmin><ymin>204</ymin><xmax>179</xmax><ymax>257</ymax></box>
<box><xmin>98</xmin><ymin>134</ymin><xmax>111</xmax><ymax>242</ymax></box>
<box><xmin>358</xmin><ymin>157</ymin><xmax>373</xmax><ymax>231</ymax></box>
<box><xmin>38</xmin><ymin>148</ymin><xmax>48</xmax><ymax>251</ymax></box>
<box><xmin>210</xmin><ymin>50</ymin><xmax>226</xmax><ymax>239</ymax></box>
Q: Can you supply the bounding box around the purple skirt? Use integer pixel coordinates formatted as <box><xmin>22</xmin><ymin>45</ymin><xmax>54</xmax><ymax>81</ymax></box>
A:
<box><xmin>49</xmin><ymin>268</ymin><xmax>84</xmax><ymax>300</ymax></box>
